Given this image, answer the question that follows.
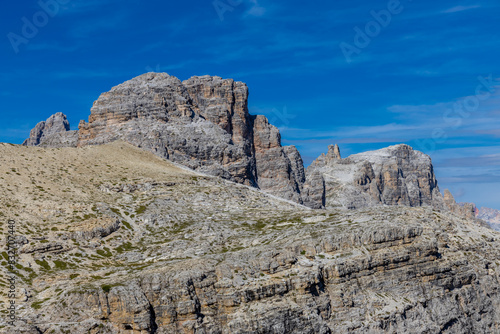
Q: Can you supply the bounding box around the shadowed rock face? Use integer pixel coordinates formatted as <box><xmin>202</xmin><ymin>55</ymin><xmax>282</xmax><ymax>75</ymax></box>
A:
<box><xmin>308</xmin><ymin>144</ymin><xmax>445</xmax><ymax>210</ymax></box>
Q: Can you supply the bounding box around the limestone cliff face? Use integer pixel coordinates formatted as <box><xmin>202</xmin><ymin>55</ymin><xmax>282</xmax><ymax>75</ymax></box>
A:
<box><xmin>308</xmin><ymin>144</ymin><xmax>444</xmax><ymax>210</ymax></box>
<box><xmin>78</xmin><ymin>73</ymin><xmax>258</xmax><ymax>186</ymax></box>
<box><xmin>25</xmin><ymin>73</ymin><xmax>306</xmax><ymax>203</ymax></box>
<box><xmin>251</xmin><ymin>116</ymin><xmax>304</xmax><ymax>203</ymax></box>
<box><xmin>57</xmin><ymin>223</ymin><xmax>500</xmax><ymax>334</ymax></box>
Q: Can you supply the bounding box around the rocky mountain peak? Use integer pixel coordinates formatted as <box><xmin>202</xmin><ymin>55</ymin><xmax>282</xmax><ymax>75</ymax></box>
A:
<box><xmin>443</xmin><ymin>189</ymin><xmax>456</xmax><ymax>205</ymax></box>
<box><xmin>13</xmin><ymin>74</ymin><xmax>500</xmax><ymax>334</ymax></box>
<box><xmin>46</xmin><ymin>112</ymin><xmax>70</xmax><ymax>131</ymax></box>
<box><xmin>308</xmin><ymin>143</ymin><xmax>444</xmax><ymax>209</ymax></box>
<box><xmin>441</xmin><ymin>188</ymin><xmax>479</xmax><ymax>220</ymax></box>
<box><xmin>23</xmin><ymin>112</ymin><xmax>77</xmax><ymax>147</ymax></box>
<box><xmin>326</xmin><ymin>143</ymin><xmax>341</xmax><ymax>161</ymax></box>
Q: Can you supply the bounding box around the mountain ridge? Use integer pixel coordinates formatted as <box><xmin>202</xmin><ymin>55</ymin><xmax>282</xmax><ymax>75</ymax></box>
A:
<box><xmin>24</xmin><ymin>72</ymin><xmax>455</xmax><ymax>214</ymax></box>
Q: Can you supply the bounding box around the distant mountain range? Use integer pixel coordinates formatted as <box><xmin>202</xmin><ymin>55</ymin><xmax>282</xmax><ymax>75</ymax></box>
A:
<box><xmin>477</xmin><ymin>207</ymin><xmax>500</xmax><ymax>231</ymax></box>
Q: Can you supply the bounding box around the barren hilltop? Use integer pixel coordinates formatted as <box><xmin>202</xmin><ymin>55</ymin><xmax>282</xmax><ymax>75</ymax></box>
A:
<box><xmin>2</xmin><ymin>73</ymin><xmax>499</xmax><ymax>333</ymax></box>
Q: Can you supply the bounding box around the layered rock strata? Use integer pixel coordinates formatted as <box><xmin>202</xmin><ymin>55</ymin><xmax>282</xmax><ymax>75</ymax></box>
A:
<box><xmin>443</xmin><ymin>189</ymin><xmax>478</xmax><ymax>220</ymax></box>
<box><xmin>4</xmin><ymin>140</ymin><xmax>500</xmax><ymax>334</ymax></box>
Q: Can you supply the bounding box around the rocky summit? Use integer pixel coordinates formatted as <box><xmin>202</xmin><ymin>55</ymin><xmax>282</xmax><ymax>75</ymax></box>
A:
<box><xmin>307</xmin><ymin>144</ymin><xmax>444</xmax><ymax>210</ymax></box>
<box><xmin>22</xmin><ymin>112</ymin><xmax>78</xmax><ymax>148</ymax></box>
<box><xmin>10</xmin><ymin>73</ymin><xmax>500</xmax><ymax>333</ymax></box>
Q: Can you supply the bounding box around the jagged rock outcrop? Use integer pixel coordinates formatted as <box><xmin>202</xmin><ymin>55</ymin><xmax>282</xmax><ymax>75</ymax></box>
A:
<box><xmin>326</xmin><ymin>143</ymin><xmax>341</xmax><ymax>161</ymax></box>
<box><xmin>443</xmin><ymin>189</ymin><xmax>478</xmax><ymax>220</ymax></box>
<box><xmin>58</xmin><ymin>222</ymin><xmax>500</xmax><ymax>334</ymax></box>
<box><xmin>23</xmin><ymin>112</ymin><xmax>78</xmax><ymax>147</ymax></box>
<box><xmin>77</xmin><ymin>74</ymin><xmax>258</xmax><ymax>185</ymax></box>
<box><xmin>24</xmin><ymin>73</ymin><xmax>307</xmax><ymax>204</ymax></box>
<box><xmin>251</xmin><ymin>116</ymin><xmax>304</xmax><ymax>203</ymax></box>
<box><xmin>308</xmin><ymin>144</ymin><xmax>444</xmax><ymax>210</ymax></box>
<box><xmin>301</xmin><ymin>170</ymin><xmax>325</xmax><ymax>209</ymax></box>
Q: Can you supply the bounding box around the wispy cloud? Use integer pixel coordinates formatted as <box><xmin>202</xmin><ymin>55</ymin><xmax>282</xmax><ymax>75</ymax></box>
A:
<box><xmin>386</xmin><ymin>83</ymin><xmax>500</xmax><ymax>142</ymax></box>
<box><xmin>0</xmin><ymin>127</ymin><xmax>34</xmax><ymax>142</ymax></box>
<box><xmin>279</xmin><ymin>123</ymin><xmax>437</xmax><ymax>142</ymax></box>
<box><xmin>477</xmin><ymin>129</ymin><xmax>500</xmax><ymax>137</ymax></box>
<box><xmin>58</xmin><ymin>0</ymin><xmax>123</xmax><ymax>15</ymax></box>
<box><xmin>246</xmin><ymin>0</ymin><xmax>266</xmax><ymax>17</ymax></box>
<box><xmin>442</xmin><ymin>5</ymin><xmax>481</xmax><ymax>14</ymax></box>
<box><xmin>284</xmin><ymin>137</ymin><xmax>405</xmax><ymax>146</ymax></box>
<box><xmin>438</xmin><ymin>154</ymin><xmax>500</xmax><ymax>168</ymax></box>
<box><xmin>26</xmin><ymin>42</ymin><xmax>81</xmax><ymax>52</ymax></box>
<box><xmin>440</xmin><ymin>174</ymin><xmax>500</xmax><ymax>184</ymax></box>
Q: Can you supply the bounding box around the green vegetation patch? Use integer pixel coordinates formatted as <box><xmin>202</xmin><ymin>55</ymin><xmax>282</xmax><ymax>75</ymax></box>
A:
<box><xmin>32</xmin><ymin>298</ymin><xmax>50</xmax><ymax>310</ymax></box>
<box><xmin>36</xmin><ymin>259</ymin><xmax>51</xmax><ymax>270</ymax></box>
<box><xmin>101</xmin><ymin>283</ymin><xmax>123</xmax><ymax>293</ymax></box>
<box><xmin>135</xmin><ymin>206</ymin><xmax>147</xmax><ymax>215</ymax></box>
<box><xmin>96</xmin><ymin>247</ymin><xmax>113</xmax><ymax>258</ymax></box>
<box><xmin>53</xmin><ymin>260</ymin><xmax>68</xmax><ymax>270</ymax></box>
<box><xmin>115</xmin><ymin>242</ymin><xmax>134</xmax><ymax>253</ymax></box>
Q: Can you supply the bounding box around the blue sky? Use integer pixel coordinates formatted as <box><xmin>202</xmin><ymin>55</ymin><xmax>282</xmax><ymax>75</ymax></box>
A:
<box><xmin>1</xmin><ymin>0</ymin><xmax>500</xmax><ymax>209</ymax></box>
